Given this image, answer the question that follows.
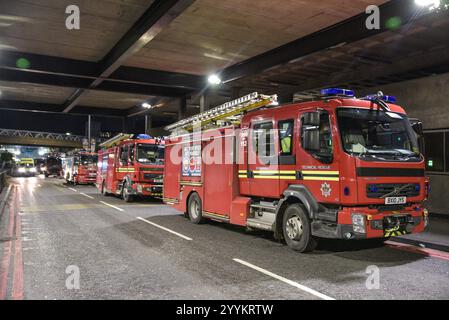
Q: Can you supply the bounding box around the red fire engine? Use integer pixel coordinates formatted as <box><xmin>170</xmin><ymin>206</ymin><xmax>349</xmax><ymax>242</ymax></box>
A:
<box><xmin>97</xmin><ymin>134</ymin><xmax>165</xmax><ymax>202</ymax></box>
<box><xmin>163</xmin><ymin>90</ymin><xmax>429</xmax><ymax>252</ymax></box>
<box><xmin>63</xmin><ymin>150</ymin><xmax>98</xmax><ymax>185</ymax></box>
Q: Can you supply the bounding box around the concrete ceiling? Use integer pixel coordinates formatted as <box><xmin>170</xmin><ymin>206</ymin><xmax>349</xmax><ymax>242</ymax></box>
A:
<box><xmin>0</xmin><ymin>81</ymin><xmax>75</xmax><ymax>104</ymax></box>
<box><xmin>125</xmin><ymin>0</ymin><xmax>387</xmax><ymax>75</ymax></box>
<box><xmin>78</xmin><ymin>90</ymin><xmax>155</xmax><ymax>110</ymax></box>
<box><xmin>0</xmin><ymin>0</ymin><xmax>448</xmax><ymax>129</ymax></box>
<box><xmin>0</xmin><ymin>0</ymin><xmax>155</xmax><ymax>61</ymax></box>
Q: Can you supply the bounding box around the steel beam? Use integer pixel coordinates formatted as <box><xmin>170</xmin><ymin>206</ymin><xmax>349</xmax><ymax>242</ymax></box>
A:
<box><xmin>220</xmin><ymin>0</ymin><xmax>440</xmax><ymax>83</ymax></box>
<box><xmin>0</xmin><ymin>100</ymin><xmax>127</xmax><ymax>117</ymax></box>
<box><xmin>62</xmin><ymin>0</ymin><xmax>195</xmax><ymax>113</ymax></box>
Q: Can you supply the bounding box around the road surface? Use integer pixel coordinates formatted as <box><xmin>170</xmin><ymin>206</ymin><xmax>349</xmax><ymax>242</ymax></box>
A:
<box><xmin>1</xmin><ymin>176</ymin><xmax>448</xmax><ymax>300</ymax></box>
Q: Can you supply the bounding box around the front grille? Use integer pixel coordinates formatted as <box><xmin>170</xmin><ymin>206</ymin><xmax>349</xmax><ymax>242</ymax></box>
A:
<box><xmin>366</xmin><ymin>183</ymin><xmax>420</xmax><ymax>198</ymax></box>
<box><xmin>143</xmin><ymin>173</ymin><xmax>163</xmax><ymax>180</ymax></box>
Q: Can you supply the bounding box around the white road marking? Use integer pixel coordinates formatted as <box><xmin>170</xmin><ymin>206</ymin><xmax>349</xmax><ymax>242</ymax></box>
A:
<box><xmin>137</xmin><ymin>217</ymin><xmax>192</xmax><ymax>241</ymax></box>
<box><xmin>68</xmin><ymin>187</ymin><xmax>78</xmax><ymax>192</ymax></box>
<box><xmin>233</xmin><ymin>258</ymin><xmax>335</xmax><ymax>300</ymax></box>
<box><xmin>99</xmin><ymin>201</ymin><xmax>124</xmax><ymax>212</ymax></box>
<box><xmin>80</xmin><ymin>193</ymin><xmax>94</xmax><ymax>199</ymax></box>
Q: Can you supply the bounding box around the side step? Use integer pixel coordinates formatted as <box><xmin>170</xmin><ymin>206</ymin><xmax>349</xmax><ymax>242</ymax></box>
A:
<box><xmin>246</xmin><ymin>218</ymin><xmax>274</xmax><ymax>231</ymax></box>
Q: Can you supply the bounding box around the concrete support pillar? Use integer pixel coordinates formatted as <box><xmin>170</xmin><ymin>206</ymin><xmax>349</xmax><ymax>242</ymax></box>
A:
<box><xmin>144</xmin><ymin>113</ymin><xmax>152</xmax><ymax>134</ymax></box>
<box><xmin>200</xmin><ymin>94</ymin><xmax>207</xmax><ymax>113</ymax></box>
<box><xmin>178</xmin><ymin>97</ymin><xmax>187</xmax><ymax>120</ymax></box>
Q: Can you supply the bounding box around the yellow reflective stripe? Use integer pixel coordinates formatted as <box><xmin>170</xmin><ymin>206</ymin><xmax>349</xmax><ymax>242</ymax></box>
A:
<box><xmin>303</xmin><ymin>177</ymin><xmax>339</xmax><ymax>181</ymax></box>
<box><xmin>238</xmin><ymin>175</ymin><xmax>247</xmax><ymax>178</ymax></box>
<box><xmin>279</xmin><ymin>171</ymin><xmax>296</xmax><ymax>174</ymax></box>
<box><xmin>302</xmin><ymin>170</ymin><xmax>339</xmax><ymax>175</ymax></box>
<box><xmin>253</xmin><ymin>170</ymin><xmax>280</xmax><ymax>174</ymax></box>
<box><xmin>254</xmin><ymin>176</ymin><xmax>279</xmax><ymax>179</ymax></box>
<box><xmin>279</xmin><ymin>176</ymin><xmax>296</xmax><ymax>180</ymax></box>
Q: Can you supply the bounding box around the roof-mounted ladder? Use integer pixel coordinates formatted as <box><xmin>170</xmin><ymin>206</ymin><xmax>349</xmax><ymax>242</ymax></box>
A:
<box><xmin>165</xmin><ymin>92</ymin><xmax>278</xmax><ymax>133</ymax></box>
<box><xmin>99</xmin><ymin>133</ymin><xmax>134</xmax><ymax>149</ymax></box>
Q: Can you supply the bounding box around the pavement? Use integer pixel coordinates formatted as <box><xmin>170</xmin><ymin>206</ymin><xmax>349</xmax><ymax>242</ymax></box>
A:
<box><xmin>0</xmin><ymin>176</ymin><xmax>449</xmax><ymax>300</ymax></box>
<box><xmin>391</xmin><ymin>214</ymin><xmax>449</xmax><ymax>252</ymax></box>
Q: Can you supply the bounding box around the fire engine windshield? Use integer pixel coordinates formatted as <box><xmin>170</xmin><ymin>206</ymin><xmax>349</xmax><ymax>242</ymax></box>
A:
<box><xmin>80</xmin><ymin>154</ymin><xmax>98</xmax><ymax>166</ymax></box>
<box><xmin>136</xmin><ymin>144</ymin><xmax>164</xmax><ymax>165</ymax></box>
<box><xmin>337</xmin><ymin>108</ymin><xmax>421</xmax><ymax>161</ymax></box>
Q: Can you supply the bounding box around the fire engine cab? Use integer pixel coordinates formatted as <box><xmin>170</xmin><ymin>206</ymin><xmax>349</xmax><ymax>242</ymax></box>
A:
<box><xmin>97</xmin><ymin>133</ymin><xmax>165</xmax><ymax>202</ymax></box>
<box><xmin>64</xmin><ymin>150</ymin><xmax>98</xmax><ymax>185</ymax></box>
<box><xmin>163</xmin><ymin>90</ymin><xmax>429</xmax><ymax>252</ymax></box>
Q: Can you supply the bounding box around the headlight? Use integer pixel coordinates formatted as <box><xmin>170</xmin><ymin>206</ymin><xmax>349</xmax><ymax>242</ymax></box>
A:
<box><xmin>352</xmin><ymin>214</ymin><xmax>366</xmax><ymax>233</ymax></box>
<box><xmin>30</xmin><ymin>167</ymin><xmax>37</xmax><ymax>172</ymax></box>
<box><xmin>42</xmin><ymin>167</ymin><xmax>47</xmax><ymax>171</ymax></box>
<box><xmin>18</xmin><ymin>168</ymin><xmax>26</xmax><ymax>173</ymax></box>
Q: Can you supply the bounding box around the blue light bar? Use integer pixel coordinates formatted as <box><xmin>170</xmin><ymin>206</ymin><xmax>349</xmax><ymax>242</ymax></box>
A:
<box><xmin>137</xmin><ymin>134</ymin><xmax>152</xmax><ymax>139</ymax></box>
<box><xmin>363</xmin><ymin>94</ymin><xmax>397</xmax><ymax>103</ymax></box>
<box><xmin>320</xmin><ymin>88</ymin><xmax>355</xmax><ymax>97</ymax></box>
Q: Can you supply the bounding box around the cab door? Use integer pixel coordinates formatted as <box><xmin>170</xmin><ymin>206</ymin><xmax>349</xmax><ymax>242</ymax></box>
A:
<box><xmin>278</xmin><ymin>118</ymin><xmax>297</xmax><ymax>195</ymax></box>
<box><xmin>248</xmin><ymin>119</ymin><xmax>280</xmax><ymax>197</ymax></box>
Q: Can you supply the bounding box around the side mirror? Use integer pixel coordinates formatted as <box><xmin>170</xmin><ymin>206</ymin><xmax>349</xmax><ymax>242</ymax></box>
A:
<box><xmin>303</xmin><ymin>112</ymin><xmax>320</xmax><ymax>126</ymax></box>
<box><xmin>303</xmin><ymin>129</ymin><xmax>320</xmax><ymax>152</ymax></box>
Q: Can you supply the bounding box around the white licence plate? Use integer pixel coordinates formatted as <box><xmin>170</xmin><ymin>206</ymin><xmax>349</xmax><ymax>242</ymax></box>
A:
<box><xmin>385</xmin><ymin>196</ymin><xmax>406</xmax><ymax>205</ymax></box>
<box><xmin>154</xmin><ymin>179</ymin><xmax>163</xmax><ymax>183</ymax></box>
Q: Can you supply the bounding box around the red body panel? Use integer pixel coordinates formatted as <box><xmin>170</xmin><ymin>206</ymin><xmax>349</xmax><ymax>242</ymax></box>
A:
<box><xmin>164</xmin><ymin>97</ymin><xmax>428</xmax><ymax>240</ymax></box>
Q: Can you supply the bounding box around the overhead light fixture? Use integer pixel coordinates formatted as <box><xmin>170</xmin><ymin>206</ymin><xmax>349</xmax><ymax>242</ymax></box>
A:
<box><xmin>66</xmin><ymin>132</ymin><xmax>71</xmax><ymax>136</ymax></box>
<box><xmin>415</xmin><ymin>0</ymin><xmax>440</xmax><ymax>8</ymax></box>
<box><xmin>142</xmin><ymin>102</ymin><xmax>152</xmax><ymax>109</ymax></box>
<box><xmin>208</xmin><ymin>74</ymin><xmax>222</xmax><ymax>85</ymax></box>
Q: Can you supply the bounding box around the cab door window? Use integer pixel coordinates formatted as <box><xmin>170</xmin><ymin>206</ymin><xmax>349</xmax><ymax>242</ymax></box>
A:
<box><xmin>301</xmin><ymin>111</ymin><xmax>333</xmax><ymax>163</ymax></box>
<box><xmin>279</xmin><ymin>120</ymin><xmax>294</xmax><ymax>155</ymax></box>
<box><xmin>278</xmin><ymin>119</ymin><xmax>296</xmax><ymax>165</ymax></box>
<box><xmin>119</xmin><ymin>146</ymin><xmax>129</xmax><ymax>166</ymax></box>
<box><xmin>252</xmin><ymin>122</ymin><xmax>276</xmax><ymax>164</ymax></box>
<box><xmin>129</xmin><ymin>144</ymin><xmax>135</xmax><ymax>164</ymax></box>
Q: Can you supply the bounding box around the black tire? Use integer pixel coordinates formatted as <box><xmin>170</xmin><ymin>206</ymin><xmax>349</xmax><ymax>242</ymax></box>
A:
<box><xmin>187</xmin><ymin>192</ymin><xmax>204</xmax><ymax>224</ymax></box>
<box><xmin>282</xmin><ymin>204</ymin><xmax>317</xmax><ymax>252</ymax></box>
<box><xmin>122</xmin><ymin>181</ymin><xmax>134</xmax><ymax>202</ymax></box>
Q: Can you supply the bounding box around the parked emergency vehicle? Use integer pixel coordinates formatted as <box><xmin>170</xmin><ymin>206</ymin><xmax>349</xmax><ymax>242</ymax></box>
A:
<box><xmin>96</xmin><ymin>134</ymin><xmax>165</xmax><ymax>202</ymax></box>
<box><xmin>43</xmin><ymin>155</ymin><xmax>63</xmax><ymax>177</ymax></box>
<box><xmin>163</xmin><ymin>90</ymin><xmax>429</xmax><ymax>252</ymax></box>
<box><xmin>63</xmin><ymin>150</ymin><xmax>98</xmax><ymax>184</ymax></box>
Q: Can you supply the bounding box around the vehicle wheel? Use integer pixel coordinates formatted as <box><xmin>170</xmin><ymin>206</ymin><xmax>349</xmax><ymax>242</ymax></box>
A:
<box><xmin>122</xmin><ymin>181</ymin><xmax>134</xmax><ymax>202</ymax></box>
<box><xmin>282</xmin><ymin>204</ymin><xmax>317</xmax><ymax>253</ymax></box>
<box><xmin>187</xmin><ymin>193</ymin><xmax>204</xmax><ymax>224</ymax></box>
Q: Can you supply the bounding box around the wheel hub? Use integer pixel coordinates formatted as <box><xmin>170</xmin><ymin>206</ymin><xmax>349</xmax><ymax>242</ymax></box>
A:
<box><xmin>286</xmin><ymin>215</ymin><xmax>303</xmax><ymax>240</ymax></box>
<box><xmin>190</xmin><ymin>201</ymin><xmax>199</xmax><ymax>219</ymax></box>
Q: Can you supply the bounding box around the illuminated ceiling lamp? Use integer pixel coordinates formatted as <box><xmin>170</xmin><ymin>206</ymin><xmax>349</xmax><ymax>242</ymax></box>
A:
<box><xmin>207</xmin><ymin>74</ymin><xmax>222</xmax><ymax>85</ymax></box>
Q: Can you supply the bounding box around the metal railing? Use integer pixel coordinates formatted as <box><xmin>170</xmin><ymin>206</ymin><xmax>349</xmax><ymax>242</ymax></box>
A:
<box><xmin>0</xmin><ymin>128</ymin><xmax>84</xmax><ymax>142</ymax></box>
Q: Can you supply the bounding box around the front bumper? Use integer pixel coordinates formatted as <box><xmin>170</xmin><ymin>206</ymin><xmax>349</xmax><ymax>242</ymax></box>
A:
<box><xmin>312</xmin><ymin>206</ymin><xmax>428</xmax><ymax>239</ymax></box>
<box><xmin>75</xmin><ymin>174</ymin><xmax>96</xmax><ymax>184</ymax></box>
<box><xmin>130</xmin><ymin>183</ymin><xmax>163</xmax><ymax>197</ymax></box>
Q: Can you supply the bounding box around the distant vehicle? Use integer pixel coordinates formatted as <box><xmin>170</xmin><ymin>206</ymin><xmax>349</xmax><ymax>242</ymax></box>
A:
<box><xmin>34</xmin><ymin>158</ymin><xmax>46</xmax><ymax>174</ymax></box>
<box><xmin>43</xmin><ymin>156</ymin><xmax>63</xmax><ymax>178</ymax></box>
<box><xmin>97</xmin><ymin>133</ymin><xmax>164</xmax><ymax>202</ymax></box>
<box><xmin>14</xmin><ymin>158</ymin><xmax>37</xmax><ymax>177</ymax></box>
<box><xmin>63</xmin><ymin>150</ymin><xmax>98</xmax><ymax>185</ymax></box>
